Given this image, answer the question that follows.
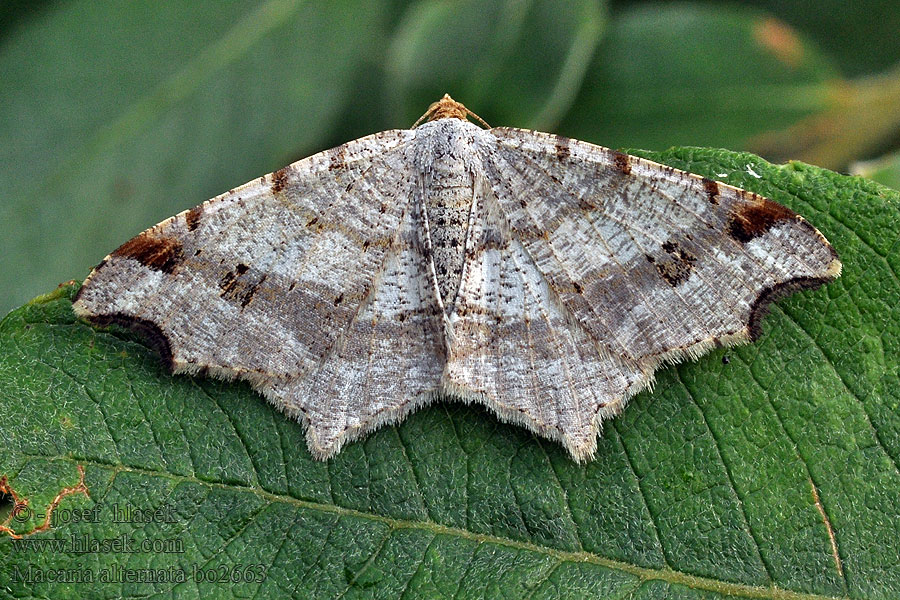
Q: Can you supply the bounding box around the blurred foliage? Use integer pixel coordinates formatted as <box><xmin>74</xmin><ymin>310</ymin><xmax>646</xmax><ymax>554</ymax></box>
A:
<box><xmin>2</xmin><ymin>0</ymin><xmax>900</xmax><ymax>314</ymax></box>
<box><xmin>613</xmin><ymin>0</ymin><xmax>900</xmax><ymax>76</ymax></box>
<box><xmin>730</xmin><ymin>0</ymin><xmax>900</xmax><ymax>76</ymax></box>
<box><xmin>558</xmin><ymin>3</ymin><xmax>837</xmax><ymax>152</ymax></box>
<box><xmin>853</xmin><ymin>149</ymin><xmax>900</xmax><ymax>191</ymax></box>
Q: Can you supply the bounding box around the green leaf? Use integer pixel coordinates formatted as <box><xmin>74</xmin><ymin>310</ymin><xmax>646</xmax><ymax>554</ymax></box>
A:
<box><xmin>385</xmin><ymin>0</ymin><xmax>606</xmax><ymax>129</ymax></box>
<box><xmin>560</xmin><ymin>4</ymin><xmax>841</xmax><ymax>154</ymax></box>
<box><xmin>2</xmin><ymin>147</ymin><xmax>898</xmax><ymax>598</ymax></box>
<box><xmin>0</xmin><ymin>0</ymin><xmax>385</xmax><ymax>315</ymax></box>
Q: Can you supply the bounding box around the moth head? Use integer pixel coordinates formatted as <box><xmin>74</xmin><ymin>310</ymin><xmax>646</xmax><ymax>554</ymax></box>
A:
<box><xmin>413</xmin><ymin>94</ymin><xmax>490</xmax><ymax>129</ymax></box>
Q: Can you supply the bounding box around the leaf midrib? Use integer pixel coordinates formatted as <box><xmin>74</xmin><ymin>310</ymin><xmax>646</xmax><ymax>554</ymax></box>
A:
<box><xmin>15</xmin><ymin>453</ymin><xmax>845</xmax><ymax>600</ymax></box>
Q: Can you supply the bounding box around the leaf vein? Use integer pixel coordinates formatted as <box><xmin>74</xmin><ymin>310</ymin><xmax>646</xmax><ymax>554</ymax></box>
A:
<box><xmin>11</xmin><ymin>453</ymin><xmax>850</xmax><ymax>600</ymax></box>
<box><xmin>775</xmin><ymin>305</ymin><xmax>900</xmax><ymax>477</ymax></box>
<box><xmin>675</xmin><ymin>368</ymin><xmax>773</xmax><ymax>585</ymax></box>
<box><xmin>738</xmin><ymin>351</ymin><xmax>850</xmax><ymax>596</ymax></box>
<box><xmin>611</xmin><ymin>421</ymin><xmax>669</xmax><ymax>569</ymax></box>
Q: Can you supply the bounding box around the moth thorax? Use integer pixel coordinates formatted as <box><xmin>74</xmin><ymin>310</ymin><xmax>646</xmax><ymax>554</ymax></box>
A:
<box><xmin>424</xmin><ymin>166</ymin><xmax>473</xmax><ymax>311</ymax></box>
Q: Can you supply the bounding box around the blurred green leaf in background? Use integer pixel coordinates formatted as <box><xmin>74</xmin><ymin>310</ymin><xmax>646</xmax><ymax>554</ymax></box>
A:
<box><xmin>2</xmin><ymin>1</ymin><xmax>900</xmax><ymax>598</ymax></box>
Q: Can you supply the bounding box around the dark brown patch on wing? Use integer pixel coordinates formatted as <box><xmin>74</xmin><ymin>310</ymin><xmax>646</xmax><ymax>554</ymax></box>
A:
<box><xmin>112</xmin><ymin>234</ymin><xmax>184</xmax><ymax>274</ymax></box>
<box><xmin>185</xmin><ymin>205</ymin><xmax>204</xmax><ymax>231</ymax></box>
<box><xmin>271</xmin><ymin>167</ymin><xmax>290</xmax><ymax>193</ymax></box>
<box><xmin>305</xmin><ymin>216</ymin><xmax>325</xmax><ymax>233</ymax></box>
<box><xmin>654</xmin><ymin>240</ymin><xmax>697</xmax><ymax>287</ymax></box>
<box><xmin>727</xmin><ymin>197</ymin><xmax>796</xmax><ymax>243</ymax></box>
<box><xmin>555</xmin><ymin>135</ymin><xmax>571</xmax><ymax>161</ymax></box>
<box><xmin>219</xmin><ymin>264</ymin><xmax>267</xmax><ymax>308</ymax></box>
<box><xmin>239</xmin><ymin>274</ymin><xmax>267</xmax><ymax>308</ymax></box>
<box><xmin>702</xmin><ymin>178</ymin><xmax>720</xmax><ymax>205</ymax></box>
<box><xmin>613</xmin><ymin>151</ymin><xmax>631</xmax><ymax>175</ymax></box>
<box><xmin>87</xmin><ymin>313</ymin><xmax>174</xmax><ymax>371</ymax></box>
<box><xmin>219</xmin><ymin>263</ymin><xmax>250</xmax><ymax>300</ymax></box>
<box><xmin>748</xmin><ymin>275</ymin><xmax>832</xmax><ymax>340</ymax></box>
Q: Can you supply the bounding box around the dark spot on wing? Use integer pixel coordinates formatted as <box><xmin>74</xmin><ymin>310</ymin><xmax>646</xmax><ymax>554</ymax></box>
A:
<box><xmin>748</xmin><ymin>275</ymin><xmax>833</xmax><ymax>340</ymax></box>
<box><xmin>219</xmin><ymin>263</ymin><xmax>250</xmax><ymax>300</ymax></box>
<box><xmin>613</xmin><ymin>151</ymin><xmax>631</xmax><ymax>175</ymax></box>
<box><xmin>185</xmin><ymin>205</ymin><xmax>204</xmax><ymax>231</ymax></box>
<box><xmin>239</xmin><ymin>274</ymin><xmax>266</xmax><ymax>308</ymax></box>
<box><xmin>112</xmin><ymin>234</ymin><xmax>184</xmax><ymax>274</ymax></box>
<box><xmin>271</xmin><ymin>167</ymin><xmax>290</xmax><ymax>193</ymax></box>
<box><xmin>555</xmin><ymin>135</ymin><xmax>571</xmax><ymax>161</ymax></box>
<box><xmin>578</xmin><ymin>196</ymin><xmax>599</xmax><ymax>211</ymax></box>
<box><xmin>654</xmin><ymin>239</ymin><xmax>697</xmax><ymax>287</ymax></box>
<box><xmin>727</xmin><ymin>197</ymin><xmax>796</xmax><ymax>243</ymax></box>
<box><xmin>219</xmin><ymin>273</ymin><xmax>238</xmax><ymax>297</ymax></box>
<box><xmin>219</xmin><ymin>264</ymin><xmax>266</xmax><ymax>308</ymax></box>
<box><xmin>87</xmin><ymin>313</ymin><xmax>174</xmax><ymax>371</ymax></box>
<box><xmin>702</xmin><ymin>178</ymin><xmax>720</xmax><ymax>205</ymax></box>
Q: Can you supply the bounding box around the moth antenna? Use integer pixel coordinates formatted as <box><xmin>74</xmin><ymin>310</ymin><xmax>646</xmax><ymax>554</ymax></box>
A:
<box><xmin>413</xmin><ymin>94</ymin><xmax>491</xmax><ymax>129</ymax></box>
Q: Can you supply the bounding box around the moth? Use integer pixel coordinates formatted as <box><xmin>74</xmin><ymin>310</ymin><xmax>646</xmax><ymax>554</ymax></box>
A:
<box><xmin>74</xmin><ymin>95</ymin><xmax>840</xmax><ymax>461</ymax></box>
